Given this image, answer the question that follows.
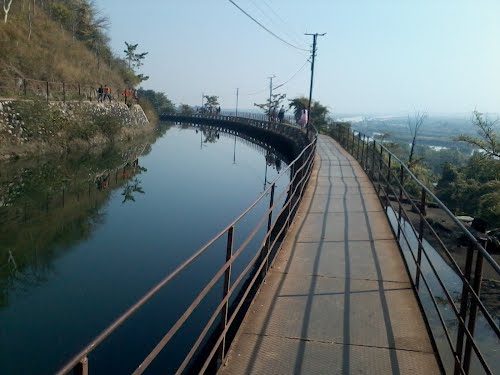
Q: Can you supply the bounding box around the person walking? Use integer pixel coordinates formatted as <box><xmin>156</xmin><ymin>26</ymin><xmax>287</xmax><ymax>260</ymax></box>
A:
<box><xmin>278</xmin><ymin>105</ymin><xmax>285</xmax><ymax>122</ymax></box>
<box><xmin>103</xmin><ymin>85</ymin><xmax>112</xmax><ymax>102</ymax></box>
<box><xmin>298</xmin><ymin>109</ymin><xmax>308</xmax><ymax>128</ymax></box>
<box><xmin>97</xmin><ymin>85</ymin><xmax>104</xmax><ymax>102</ymax></box>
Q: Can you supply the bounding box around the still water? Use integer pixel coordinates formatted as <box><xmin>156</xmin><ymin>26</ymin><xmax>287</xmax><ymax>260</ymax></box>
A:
<box><xmin>0</xmin><ymin>124</ymin><xmax>289</xmax><ymax>374</ymax></box>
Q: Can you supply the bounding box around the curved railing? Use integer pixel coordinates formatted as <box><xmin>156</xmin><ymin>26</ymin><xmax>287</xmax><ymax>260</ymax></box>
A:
<box><xmin>161</xmin><ymin>112</ymin><xmax>314</xmax><ymax>144</ymax></box>
<box><xmin>57</xmin><ymin>117</ymin><xmax>317</xmax><ymax>374</ymax></box>
<box><xmin>331</xmin><ymin>124</ymin><xmax>499</xmax><ymax>375</ymax></box>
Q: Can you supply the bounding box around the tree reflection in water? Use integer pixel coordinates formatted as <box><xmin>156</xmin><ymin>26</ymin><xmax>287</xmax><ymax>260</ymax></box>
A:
<box><xmin>0</xmin><ymin>144</ymin><xmax>151</xmax><ymax>307</ymax></box>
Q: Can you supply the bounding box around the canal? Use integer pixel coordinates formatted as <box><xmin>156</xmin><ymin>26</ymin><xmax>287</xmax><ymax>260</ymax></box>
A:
<box><xmin>0</xmin><ymin>123</ymin><xmax>290</xmax><ymax>374</ymax></box>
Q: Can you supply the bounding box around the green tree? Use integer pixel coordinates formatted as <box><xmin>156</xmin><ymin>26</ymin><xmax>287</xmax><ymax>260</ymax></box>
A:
<box><xmin>136</xmin><ymin>89</ymin><xmax>175</xmax><ymax>114</ymax></box>
<box><xmin>123</xmin><ymin>41</ymin><xmax>149</xmax><ymax>84</ymax></box>
<box><xmin>254</xmin><ymin>93</ymin><xmax>286</xmax><ymax>118</ymax></box>
<box><xmin>478</xmin><ymin>182</ymin><xmax>500</xmax><ymax>226</ymax></box>
<box><xmin>124</xmin><ymin>41</ymin><xmax>148</xmax><ymax>69</ymax></box>
<box><xmin>203</xmin><ymin>95</ymin><xmax>219</xmax><ymax>112</ymax></box>
<box><xmin>179</xmin><ymin>104</ymin><xmax>194</xmax><ymax>115</ymax></box>
<box><xmin>288</xmin><ymin>96</ymin><xmax>329</xmax><ymax>130</ymax></box>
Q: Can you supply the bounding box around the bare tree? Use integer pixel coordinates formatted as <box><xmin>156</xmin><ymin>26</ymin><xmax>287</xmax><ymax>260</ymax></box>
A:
<box><xmin>456</xmin><ymin>110</ymin><xmax>499</xmax><ymax>159</ymax></box>
<box><xmin>407</xmin><ymin>111</ymin><xmax>427</xmax><ymax>168</ymax></box>
<box><xmin>3</xmin><ymin>0</ymin><xmax>13</xmax><ymax>23</ymax></box>
<box><xmin>27</xmin><ymin>0</ymin><xmax>33</xmax><ymax>40</ymax></box>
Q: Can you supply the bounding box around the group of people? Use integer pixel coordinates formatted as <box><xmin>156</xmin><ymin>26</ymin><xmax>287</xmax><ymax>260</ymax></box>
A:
<box><xmin>198</xmin><ymin>106</ymin><xmax>221</xmax><ymax>114</ymax></box>
<box><xmin>97</xmin><ymin>85</ymin><xmax>112</xmax><ymax>102</ymax></box>
<box><xmin>97</xmin><ymin>85</ymin><xmax>138</xmax><ymax>104</ymax></box>
<box><xmin>270</xmin><ymin>105</ymin><xmax>286</xmax><ymax>122</ymax></box>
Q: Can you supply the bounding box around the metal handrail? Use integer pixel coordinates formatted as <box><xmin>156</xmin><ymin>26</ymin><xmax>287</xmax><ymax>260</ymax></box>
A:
<box><xmin>0</xmin><ymin>76</ymin><xmax>127</xmax><ymax>103</ymax></box>
<box><xmin>331</xmin><ymin>124</ymin><xmax>499</xmax><ymax>375</ymax></box>
<box><xmin>57</xmin><ymin>115</ymin><xmax>317</xmax><ymax>375</ymax></box>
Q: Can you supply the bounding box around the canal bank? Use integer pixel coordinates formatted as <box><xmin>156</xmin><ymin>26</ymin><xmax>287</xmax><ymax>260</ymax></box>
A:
<box><xmin>0</xmin><ymin>99</ymin><xmax>152</xmax><ymax>161</ymax></box>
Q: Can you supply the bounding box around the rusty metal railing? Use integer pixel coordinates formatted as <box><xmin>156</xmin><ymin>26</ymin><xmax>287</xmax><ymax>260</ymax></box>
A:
<box><xmin>57</xmin><ymin>117</ymin><xmax>317</xmax><ymax>374</ymax></box>
<box><xmin>331</xmin><ymin>124</ymin><xmax>499</xmax><ymax>375</ymax></box>
<box><xmin>0</xmin><ymin>76</ymin><xmax>128</xmax><ymax>103</ymax></box>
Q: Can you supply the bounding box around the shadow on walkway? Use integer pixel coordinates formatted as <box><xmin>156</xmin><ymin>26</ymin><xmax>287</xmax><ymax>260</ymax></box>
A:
<box><xmin>219</xmin><ymin>135</ymin><xmax>440</xmax><ymax>374</ymax></box>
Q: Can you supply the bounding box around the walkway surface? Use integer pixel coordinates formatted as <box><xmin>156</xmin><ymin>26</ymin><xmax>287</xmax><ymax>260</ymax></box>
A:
<box><xmin>219</xmin><ymin>135</ymin><xmax>440</xmax><ymax>374</ymax></box>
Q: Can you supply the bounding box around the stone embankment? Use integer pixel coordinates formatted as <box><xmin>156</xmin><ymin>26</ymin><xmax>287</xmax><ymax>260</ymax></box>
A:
<box><xmin>0</xmin><ymin>100</ymin><xmax>151</xmax><ymax>160</ymax></box>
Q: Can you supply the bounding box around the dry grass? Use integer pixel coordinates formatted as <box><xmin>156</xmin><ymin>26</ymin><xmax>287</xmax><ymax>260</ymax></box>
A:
<box><xmin>0</xmin><ymin>3</ymin><xmax>126</xmax><ymax>89</ymax></box>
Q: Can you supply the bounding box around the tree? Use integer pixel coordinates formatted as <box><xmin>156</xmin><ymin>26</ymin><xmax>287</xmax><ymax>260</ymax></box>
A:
<box><xmin>407</xmin><ymin>111</ymin><xmax>427</xmax><ymax>169</ymax></box>
<box><xmin>288</xmin><ymin>96</ymin><xmax>329</xmax><ymax>130</ymax></box>
<box><xmin>254</xmin><ymin>93</ymin><xmax>286</xmax><ymax>118</ymax></box>
<box><xmin>136</xmin><ymin>89</ymin><xmax>175</xmax><ymax>114</ymax></box>
<box><xmin>124</xmin><ymin>41</ymin><xmax>148</xmax><ymax>70</ymax></box>
<box><xmin>3</xmin><ymin>0</ymin><xmax>13</xmax><ymax>23</ymax></box>
<box><xmin>123</xmin><ymin>42</ymin><xmax>149</xmax><ymax>84</ymax></box>
<box><xmin>179</xmin><ymin>104</ymin><xmax>194</xmax><ymax>115</ymax></box>
<box><xmin>456</xmin><ymin>110</ymin><xmax>500</xmax><ymax>159</ymax></box>
<box><xmin>203</xmin><ymin>95</ymin><xmax>219</xmax><ymax>112</ymax></box>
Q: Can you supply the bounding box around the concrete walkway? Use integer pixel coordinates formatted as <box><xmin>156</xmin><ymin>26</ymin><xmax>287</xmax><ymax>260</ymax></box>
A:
<box><xmin>219</xmin><ymin>135</ymin><xmax>440</xmax><ymax>374</ymax></box>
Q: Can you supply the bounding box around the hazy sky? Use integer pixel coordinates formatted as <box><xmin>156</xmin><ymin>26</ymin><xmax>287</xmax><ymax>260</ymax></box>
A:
<box><xmin>100</xmin><ymin>0</ymin><xmax>499</xmax><ymax>115</ymax></box>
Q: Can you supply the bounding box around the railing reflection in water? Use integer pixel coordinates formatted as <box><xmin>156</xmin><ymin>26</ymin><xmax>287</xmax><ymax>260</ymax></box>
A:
<box><xmin>332</xmin><ymin>124</ymin><xmax>499</xmax><ymax>375</ymax></box>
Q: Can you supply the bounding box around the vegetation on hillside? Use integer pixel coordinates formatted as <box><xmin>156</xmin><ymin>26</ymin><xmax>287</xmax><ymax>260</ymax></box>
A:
<box><xmin>0</xmin><ymin>1</ymin><xmax>178</xmax><ymax>123</ymax></box>
<box><xmin>346</xmin><ymin>111</ymin><xmax>500</xmax><ymax>228</ymax></box>
<box><xmin>0</xmin><ymin>0</ymin><xmax>132</xmax><ymax>87</ymax></box>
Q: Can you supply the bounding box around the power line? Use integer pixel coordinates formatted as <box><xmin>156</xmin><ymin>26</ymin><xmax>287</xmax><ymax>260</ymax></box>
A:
<box><xmin>261</xmin><ymin>0</ymin><xmax>305</xmax><ymax>47</ymax></box>
<box><xmin>241</xmin><ymin>58</ymin><xmax>310</xmax><ymax>96</ymax></box>
<box><xmin>249</xmin><ymin>0</ymin><xmax>306</xmax><ymax>49</ymax></box>
<box><xmin>272</xmin><ymin>58</ymin><xmax>310</xmax><ymax>91</ymax></box>
<box><xmin>227</xmin><ymin>0</ymin><xmax>309</xmax><ymax>52</ymax></box>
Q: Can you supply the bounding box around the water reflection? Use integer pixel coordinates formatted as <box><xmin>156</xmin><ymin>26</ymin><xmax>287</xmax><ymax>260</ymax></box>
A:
<box><xmin>0</xmin><ymin>144</ymin><xmax>152</xmax><ymax>308</ymax></box>
<box><xmin>0</xmin><ymin>124</ymin><xmax>290</xmax><ymax>375</ymax></box>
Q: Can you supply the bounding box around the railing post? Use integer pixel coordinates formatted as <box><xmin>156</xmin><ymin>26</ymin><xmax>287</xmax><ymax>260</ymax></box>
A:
<box><xmin>356</xmin><ymin>133</ymin><xmax>361</xmax><ymax>161</ymax></box>
<box><xmin>415</xmin><ymin>188</ymin><xmax>427</xmax><ymax>289</ymax></box>
<box><xmin>453</xmin><ymin>243</ymin><xmax>475</xmax><ymax>375</ymax></box>
<box><xmin>360</xmin><ymin>134</ymin><xmax>365</xmax><ymax>167</ymax></box>
<box><xmin>46</xmin><ymin>81</ymin><xmax>49</xmax><ymax>103</ymax></box>
<box><xmin>377</xmin><ymin>144</ymin><xmax>383</xmax><ymax>195</ymax></box>
<box><xmin>462</xmin><ymin>242</ymin><xmax>485</xmax><ymax>374</ymax></box>
<box><xmin>219</xmin><ymin>226</ymin><xmax>234</xmax><ymax>365</ymax></box>
<box><xmin>397</xmin><ymin>165</ymin><xmax>404</xmax><ymax>240</ymax></box>
<box><xmin>371</xmin><ymin>140</ymin><xmax>376</xmax><ymax>179</ymax></box>
<box><xmin>386</xmin><ymin>153</ymin><xmax>392</xmax><ymax>186</ymax></box>
<box><xmin>78</xmin><ymin>83</ymin><xmax>81</xmax><ymax>99</ymax></box>
<box><xmin>265</xmin><ymin>183</ymin><xmax>276</xmax><ymax>274</ymax></box>
<box><xmin>364</xmin><ymin>136</ymin><xmax>369</xmax><ymax>171</ymax></box>
<box><xmin>73</xmin><ymin>357</ymin><xmax>88</xmax><ymax>375</ymax></box>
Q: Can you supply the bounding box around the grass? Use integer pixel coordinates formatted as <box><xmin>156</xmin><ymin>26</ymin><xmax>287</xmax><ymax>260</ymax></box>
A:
<box><xmin>0</xmin><ymin>3</ymin><xmax>127</xmax><ymax>91</ymax></box>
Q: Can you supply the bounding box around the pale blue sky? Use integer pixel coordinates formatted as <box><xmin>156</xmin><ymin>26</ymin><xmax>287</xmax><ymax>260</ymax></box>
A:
<box><xmin>100</xmin><ymin>0</ymin><xmax>499</xmax><ymax>114</ymax></box>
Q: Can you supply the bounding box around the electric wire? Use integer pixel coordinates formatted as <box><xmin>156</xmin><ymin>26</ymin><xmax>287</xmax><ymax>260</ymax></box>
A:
<box><xmin>248</xmin><ymin>0</ymin><xmax>306</xmax><ymax>49</ymax></box>
<box><xmin>227</xmin><ymin>0</ymin><xmax>309</xmax><ymax>52</ymax></box>
<box><xmin>272</xmin><ymin>58</ymin><xmax>310</xmax><ymax>91</ymax></box>
<box><xmin>261</xmin><ymin>0</ymin><xmax>306</xmax><ymax>47</ymax></box>
<box><xmin>242</xmin><ymin>57</ymin><xmax>310</xmax><ymax>96</ymax></box>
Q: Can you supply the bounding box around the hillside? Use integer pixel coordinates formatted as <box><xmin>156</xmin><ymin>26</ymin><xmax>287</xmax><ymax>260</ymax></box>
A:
<box><xmin>0</xmin><ymin>0</ymin><xmax>136</xmax><ymax>90</ymax></box>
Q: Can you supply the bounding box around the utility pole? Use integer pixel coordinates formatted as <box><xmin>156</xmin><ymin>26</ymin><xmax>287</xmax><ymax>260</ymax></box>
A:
<box><xmin>236</xmin><ymin>88</ymin><xmax>239</xmax><ymax>117</ymax></box>
<box><xmin>267</xmin><ymin>75</ymin><xmax>275</xmax><ymax>121</ymax></box>
<box><xmin>305</xmin><ymin>32</ymin><xmax>326</xmax><ymax>135</ymax></box>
